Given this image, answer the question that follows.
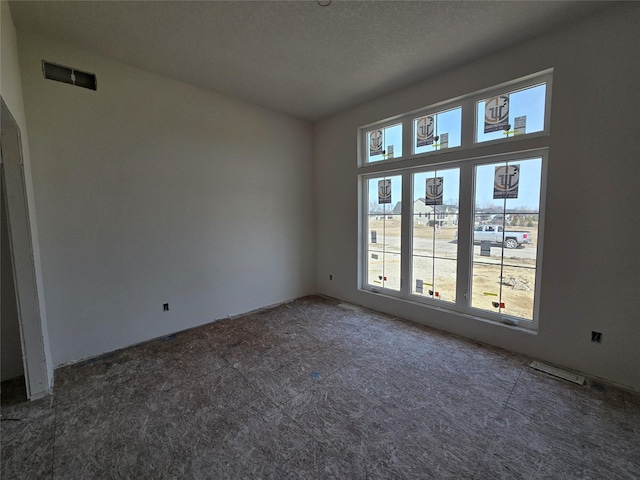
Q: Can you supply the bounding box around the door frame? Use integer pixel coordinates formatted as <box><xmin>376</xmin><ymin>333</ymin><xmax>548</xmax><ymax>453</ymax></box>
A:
<box><xmin>1</xmin><ymin>97</ymin><xmax>52</xmax><ymax>399</ymax></box>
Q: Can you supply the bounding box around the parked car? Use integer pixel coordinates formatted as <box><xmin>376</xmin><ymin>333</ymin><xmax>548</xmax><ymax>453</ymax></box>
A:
<box><xmin>454</xmin><ymin>225</ymin><xmax>532</xmax><ymax>248</ymax></box>
<box><xmin>473</xmin><ymin>225</ymin><xmax>531</xmax><ymax>248</ymax></box>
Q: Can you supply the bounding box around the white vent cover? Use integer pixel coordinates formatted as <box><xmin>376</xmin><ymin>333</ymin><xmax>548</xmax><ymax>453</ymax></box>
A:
<box><xmin>530</xmin><ymin>361</ymin><xmax>585</xmax><ymax>385</ymax></box>
<box><xmin>337</xmin><ymin>303</ymin><xmax>361</xmax><ymax>311</ymax></box>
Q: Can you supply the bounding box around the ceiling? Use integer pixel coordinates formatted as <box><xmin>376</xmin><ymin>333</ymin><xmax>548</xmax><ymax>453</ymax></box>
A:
<box><xmin>9</xmin><ymin>1</ymin><xmax>612</xmax><ymax>122</ymax></box>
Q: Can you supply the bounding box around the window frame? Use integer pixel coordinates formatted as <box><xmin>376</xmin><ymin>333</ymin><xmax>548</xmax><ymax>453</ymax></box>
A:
<box><xmin>358</xmin><ymin>70</ymin><xmax>552</xmax><ymax>331</ymax></box>
<box><xmin>360</xmin><ymin>149</ymin><xmax>547</xmax><ymax>330</ymax></box>
<box><xmin>465</xmin><ymin>150</ymin><xmax>548</xmax><ymax>330</ymax></box>
<box><xmin>412</xmin><ymin>105</ymin><xmax>464</xmax><ymax>156</ymax></box>
<box><xmin>362</xmin><ymin>174</ymin><xmax>404</xmax><ymax>293</ymax></box>
<box><xmin>408</xmin><ymin>164</ymin><xmax>461</xmax><ymax>305</ymax></box>
<box><xmin>360</xmin><ymin>119</ymin><xmax>405</xmax><ymax>166</ymax></box>
<box><xmin>358</xmin><ymin>69</ymin><xmax>552</xmax><ymax>167</ymax></box>
<box><xmin>473</xmin><ymin>77</ymin><xmax>552</xmax><ymax>147</ymax></box>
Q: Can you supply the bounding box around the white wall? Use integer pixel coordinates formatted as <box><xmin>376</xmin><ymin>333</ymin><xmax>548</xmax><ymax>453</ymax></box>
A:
<box><xmin>1</xmin><ymin>0</ymin><xmax>53</xmax><ymax>395</ymax></box>
<box><xmin>17</xmin><ymin>33</ymin><xmax>315</xmax><ymax>367</ymax></box>
<box><xmin>315</xmin><ymin>4</ymin><xmax>640</xmax><ymax>390</ymax></box>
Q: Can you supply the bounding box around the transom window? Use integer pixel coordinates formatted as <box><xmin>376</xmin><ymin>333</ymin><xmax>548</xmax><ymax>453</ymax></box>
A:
<box><xmin>366</xmin><ymin>123</ymin><xmax>402</xmax><ymax>163</ymax></box>
<box><xmin>359</xmin><ymin>71</ymin><xmax>550</xmax><ymax>329</ymax></box>
<box><xmin>413</xmin><ymin>107</ymin><xmax>462</xmax><ymax>154</ymax></box>
<box><xmin>475</xmin><ymin>83</ymin><xmax>546</xmax><ymax>144</ymax></box>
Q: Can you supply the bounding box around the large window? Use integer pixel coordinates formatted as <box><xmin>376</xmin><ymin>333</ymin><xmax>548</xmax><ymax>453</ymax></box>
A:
<box><xmin>359</xmin><ymin>71</ymin><xmax>550</xmax><ymax>329</ymax></box>
<box><xmin>411</xmin><ymin>168</ymin><xmax>460</xmax><ymax>303</ymax></box>
<box><xmin>470</xmin><ymin>157</ymin><xmax>542</xmax><ymax>321</ymax></box>
<box><xmin>365</xmin><ymin>176</ymin><xmax>402</xmax><ymax>291</ymax></box>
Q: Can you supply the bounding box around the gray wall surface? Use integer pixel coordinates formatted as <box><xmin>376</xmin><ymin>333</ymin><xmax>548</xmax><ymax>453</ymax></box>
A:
<box><xmin>314</xmin><ymin>4</ymin><xmax>640</xmax><ymax>390</ymax></box>
<box><xmin>17</xmin><ymin>33</ymin><xmax>315</xmax><ymax>367</ymax></box>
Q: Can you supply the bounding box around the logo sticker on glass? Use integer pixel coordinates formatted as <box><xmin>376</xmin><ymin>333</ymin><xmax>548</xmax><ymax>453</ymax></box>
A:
<box><xmin>370</xmin><ymin>129</ymin><xmax>383</xmax><ymax>156</ymax></box>
<box><xmin>378</xmin><ymin>179</ymin><xmax>392</xmax><ymax>204</ymax></box>
<box><xmin>416</xmin><ymin>115</ymin><xmax>434</xmax><ymax>147</ymax></box>
<box><xmin>484</xmin><ymin>95</ymin><xmax>510</xmax><ymax>133</ymax></box>
<box><xmin>493</xmin><ymin>164</ymin><xmax>520</xmax><ymax>199</ymax></box>
<box><xmin>425</xmin><ymin>177</ymin><xmax>443</xmax><ymax>205</ymax></box>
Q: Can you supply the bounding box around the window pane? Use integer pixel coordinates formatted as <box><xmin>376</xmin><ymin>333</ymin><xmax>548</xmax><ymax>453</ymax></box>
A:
<box><xmin>476</xmin><ymin>83</ymin><xmax>546</xmax><ymax>143</ymax></box>
<box><xmin>500</xmin><ymin>265</ymin><xmax>536</xmax><ymax>320</ymax></box>
<box><xmin>368</xmin><ymin>214</ymin><xmax>386</xmax><ymax>254</ymax></box>
<box><xmin>414</xmin><ymin>107</ymin><xmax>462</xmax><ymax>155</ymax></box>
<box><xmin>383</xmin><ymin>253</ymin><xmax>402</xmax><ymax>291</ymax></box>
<box><xmin>385</xmin><ymin>214</ymin><xmax>402</xmax><ymax>254</ymax></box>
<box><xmin>411</xmin><ymin>168</ymin><xmax>459</xmax><ymax>303</ymax></box>
<box><xmin>367</xmin><ymin>123</ymin><xmax>403</xmax><ymax>163</ymax></box>
<box><xmin>412</xmin><ymin>256</ymin><xmax>433</xmax><ymax>296</ymax></box>
<box><xmin>502</xmin><ymin>214</ymin><xmax>539</xmax><ymax>268</ymax></box>
<box><xmin>434</xmin><ymin>258</ymin><xmax>457</xmax><ymax>302</ymax></box>
<box><xmin>366</xmin><ymin>175</ymin><xmax>402</xmax><ymax>291</ymax></box>
<box><xmin>368</xmin><ymin>251</ymin><xmax>384</xmax><ymax>287</ymax></box>
<box><xmin>471</xmin><ymin>262</ymin><xmax>502</xmax><ymax>312</ymax></box>
<box><xmin>470</xmin><ymin>158</ymin><xmax>542</xmax><ymax>321</ymax></box>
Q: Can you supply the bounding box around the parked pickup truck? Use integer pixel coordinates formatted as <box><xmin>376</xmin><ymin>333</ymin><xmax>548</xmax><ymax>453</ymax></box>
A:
<box><xmin>454</xmin><ymin>225</ymin><xmax>532</xmax><ymax>248</ymax></box>
<box><xmin>473</xmin><ymin>225</ymin><xmax>531</xmax><ymax>249</ymax></box>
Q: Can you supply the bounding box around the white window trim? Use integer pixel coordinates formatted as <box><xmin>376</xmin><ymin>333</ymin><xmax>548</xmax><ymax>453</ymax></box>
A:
<box><xmin>360</xmin><ymin>148</ymin><xmax>547</xmax><ymax>331</ymax></box>
<box><xmin>473</xmin><ymin>76</ymin><xmax>553</xmax><ymax>147</ymax></box>
<box><xmin>359</xmin><ymin>119</ymin><xmax>405</xmax><ymax>167</ymax></box>
<box><xmin>358</xmin><ymin>69</ymin><xmax>552</xmax><ymax>331</ymax></box>
<box><xmin>358</xmin><ymin>69</ymin><xmax>553</xmax><ymax>167</ymax></box>
<box><xmin>411</xmin><ymin>105</ymin><xmax>464</xmax><ymax>156</ymax></box>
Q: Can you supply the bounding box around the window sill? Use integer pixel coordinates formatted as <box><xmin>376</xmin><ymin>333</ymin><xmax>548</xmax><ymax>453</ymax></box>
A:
<box><xmin>359</xmin><ymin>287</ymin><xmax>538</xmax><ymax>335</ymax></box>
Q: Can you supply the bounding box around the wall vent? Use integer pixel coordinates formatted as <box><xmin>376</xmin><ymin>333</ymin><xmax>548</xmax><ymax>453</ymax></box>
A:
<box><xmin>530</xmin><ymin>361</ymin><xmax>585</xmax><ymax>385</ymax></box>
<box><xmin>42</xmin><ymin>61</ymin><xmax>97</xmax><ymax>91</ymax></box>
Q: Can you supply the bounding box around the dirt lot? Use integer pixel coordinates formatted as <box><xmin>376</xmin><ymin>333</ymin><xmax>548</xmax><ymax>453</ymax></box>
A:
<box><xmin>367</xmin><ymin>220</ymin><xmax>538</xmax><ymax>320</ymax></box>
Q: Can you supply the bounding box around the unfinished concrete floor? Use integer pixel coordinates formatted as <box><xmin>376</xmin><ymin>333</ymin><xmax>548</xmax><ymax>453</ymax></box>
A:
<box><xmin>2</xmin><ymin>296</ymin><xmax>639</xmax><ymax>479</ymax></box>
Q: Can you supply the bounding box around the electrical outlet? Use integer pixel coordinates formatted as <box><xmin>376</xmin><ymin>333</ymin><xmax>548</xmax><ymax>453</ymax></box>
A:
<box><xmin>163</xmin><ymin>303</ymin><xmax>169</xmax><ymax>312</ymax></box>
<box><xmin>591</xmin><ymin>331</ymin><xmax>602</xmax><ymax>343</ymax></box>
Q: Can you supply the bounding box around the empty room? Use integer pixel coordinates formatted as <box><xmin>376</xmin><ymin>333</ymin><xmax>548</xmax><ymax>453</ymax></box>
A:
<box><xmin>1</xmin><ymin>1</ymin><xmax>639</xmax><ymax>478</ymax></box>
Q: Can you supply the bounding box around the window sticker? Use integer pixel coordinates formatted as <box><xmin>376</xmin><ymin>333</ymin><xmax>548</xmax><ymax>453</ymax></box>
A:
<box><xmin>484</xmin><ymin>95</ymin><xmax>510</xmax><ymax>133</ymax></box>
<box><xmin>370</xmin><ymin>129</ymin><xmax>383</xmax><ymax>156</ymax></box>
<box><xmin>493</xmin><ymin>164</ymin><xmax>520</xmax><ymax>199</ymax></box>
<box><xmin>416</xmin><ymin>279</ymin><xmax>424</xmax><ymax>294</ymax></box>
<box><xmin>440</xmin><ymin>132</ymin><xmax>449</xmax><ymax>149</ymax></box>
<box><xmin>378</xmin><ymin>179</ymin><xmax>392</xmax><ymax>204</ymax></box>
<box><xmin>425</xmin><ymin>177</ymin><xmax>444</xmax><ymax>206</ymax></box>
<box><xmin>514</xmin><ymin>116</ymin><xmax>526</xmax><ymax>136</ymax></box>
<box><xmin>416</xmin><ymin>115</ymin><xmax>435</xmax><ymax>147</ymax></box>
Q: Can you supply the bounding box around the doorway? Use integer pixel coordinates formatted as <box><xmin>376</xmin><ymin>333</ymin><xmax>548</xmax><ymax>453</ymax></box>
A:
<box><xmin>1</xmin><ymin>97</ymin><xmax>52</xmax><ymax>399</ymax></box>
<box><xmin>1</xmin><ymin>169</ymin><xmax>25</xmax><ymax>385</ymax></box>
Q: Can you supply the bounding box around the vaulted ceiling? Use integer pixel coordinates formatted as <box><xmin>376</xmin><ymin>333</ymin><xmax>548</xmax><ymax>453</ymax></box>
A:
<box><xmin>9</xmin><ymin>1</ymin><xmax>612</xmax><ymax>121</ymax></box>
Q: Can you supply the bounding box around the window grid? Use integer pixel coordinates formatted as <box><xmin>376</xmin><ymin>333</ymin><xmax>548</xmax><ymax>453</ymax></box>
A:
<box><xmin>359</xmin><ymin>69</ymin><xmax>552</xmax><ymax>167</ymax></box>
<box><xmin>359</xmin><ymin>71</ymin><xmax>551</xmax><ymax>330</ymax></box>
